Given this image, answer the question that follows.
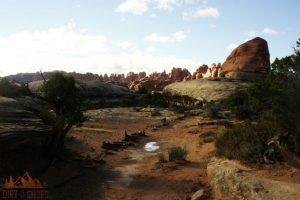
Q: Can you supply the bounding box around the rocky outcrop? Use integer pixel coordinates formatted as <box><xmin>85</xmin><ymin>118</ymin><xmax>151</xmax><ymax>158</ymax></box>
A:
<box><xmin>191</xmin><ymin>63</ymin><xmax>222</xmax><ymax>80</ymax></box>
<box><xmin>207</xmin><ymin>158</ymin><xmax>300</xmax><ymax>200</ymax></box>
<box><xmin>170</xmin><ymin>67</ymin><xmax>191</xmax><ymax>81</ymax></box>
<box><xmin>163</xmin><ymin>79</ymin><xmax>250</xmax><ymax>103</ymax></box>
<box><xmin>29</xmin><ymin>80</ymin><xmax>132</xmax><ymax>98</ymax></box>
<box><xmin>221</xmin><ymin>37</ymin><xmax>270</xmax><ymax>77</ymax></box>
<box><xmin>129</xmin><ymin>79</ymin><xmax>173</xmax><ymax>92</ymax></box>
<box><xmin>0</xmin><ymin>96</ymin><xmax>52</xmax><ymax>150</ymax></box>
<box><xmin>76</xmin><ymin>80</ymin><xmax>131</xmax><ymax>97</ymax></box>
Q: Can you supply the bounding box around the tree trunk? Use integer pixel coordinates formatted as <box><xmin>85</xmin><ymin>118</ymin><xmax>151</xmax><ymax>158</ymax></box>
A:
<box><xmin>46</xmin><ymin>116</ymin><xmax>73</xmax><ymax>158</ymax></box>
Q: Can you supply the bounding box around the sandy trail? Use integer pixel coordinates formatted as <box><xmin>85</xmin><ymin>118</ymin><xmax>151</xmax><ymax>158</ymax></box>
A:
<box><xmin>54</xmin><ymin>108</ymin><xmax>218</xmax><ymax>200</ymax></box>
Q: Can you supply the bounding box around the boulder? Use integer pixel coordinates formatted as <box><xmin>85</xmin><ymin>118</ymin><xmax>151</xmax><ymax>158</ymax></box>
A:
<box><xmin>221</xmin><ymin>37</ymin><xmax>270</xmax><ymax>76</ymax></box>
<box><xmin>0</xmin><ymin>96</ymin><xmax>52</xmax><ymax>150</ymax></box>
<box><xmin>207</xmin><ymin>158</ymin><xmax>300</xmax><ymax>200</ymax></box>
<box><xmin>163</xmin><ymin>79</ymin><xmax>250</xmax><ymax>103</ymax></box>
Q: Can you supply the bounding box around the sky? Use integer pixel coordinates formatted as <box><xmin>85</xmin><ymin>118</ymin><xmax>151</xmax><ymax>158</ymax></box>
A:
<box><xmin>0</xmin><ymin>0</ymin><xmax>299</xmax><ymax>76</ymax></box>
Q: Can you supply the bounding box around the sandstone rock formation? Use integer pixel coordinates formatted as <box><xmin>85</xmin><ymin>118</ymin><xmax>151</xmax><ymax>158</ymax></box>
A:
<box><xmin>77</xmin><ymin>80</ymin><xmax>131</xmax><ymax>97</ymax></box>
<box><xmin>29</xmin><ymin>80</ymin><xmax>132</xmax><ymax>98</ymax></box>
<box><xmin>170</xmin><ymin>67</ymin><xmax>191</xmax><ymax>81</ymax></box>
<box><xmin>163</xmin><ymin>79</ymin><xmax>250</xmax><ymax>103</ymax></box>
<box><xmin>0</xmin><ymin>96</ymin><xmax>52</xmax><ymax>150</ymax></box>
<box><xmin>207</xmin><ymin>158</ymin><xmax>300</xmax><ymax>200</ymax></box>
<box><xmin>221</xmin><ymin>37</ymin><xmax>270</xmax><ymax>77</ymax></box>
<box><xmin>191</xmin><ymin>63</ymin><xmax>221</xmax><ymax>79</ymax></box>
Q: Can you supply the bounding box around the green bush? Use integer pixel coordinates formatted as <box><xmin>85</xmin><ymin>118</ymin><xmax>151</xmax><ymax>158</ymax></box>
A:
<box><xmin>138</xmin><ymin>92</ymin><xmax>168</xmax><ymax>107</ymax></box>
<box><xmin>215</xmin><ymin>121</ymin><xmax>280</xmax><ymax>163</ymax></box>
<box><xmin>168</xmin><ymin>146</ymin><xmax>188</xmax><ymax>161</ymax></box>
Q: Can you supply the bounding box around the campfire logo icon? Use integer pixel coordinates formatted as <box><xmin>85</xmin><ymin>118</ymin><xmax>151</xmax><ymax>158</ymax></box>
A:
<box><xmin>1</xmin><ymin>172</ymin><xmax>48</xmax><ymax>199</ymax></box>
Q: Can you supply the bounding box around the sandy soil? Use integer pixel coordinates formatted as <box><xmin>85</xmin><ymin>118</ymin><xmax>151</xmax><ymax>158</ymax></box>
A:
<box><xmin>40</xmin><ymin>108</ymin><xmax>220</xmax><ymax>200</ymax></box>
<box><xmin>8</xmin><ymin>107</ymin><xmax>299</xmax><ymax>200</ymax></box>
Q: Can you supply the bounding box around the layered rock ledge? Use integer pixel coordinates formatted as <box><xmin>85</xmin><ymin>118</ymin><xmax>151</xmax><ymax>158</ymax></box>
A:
<box><xmin>207</xmin><ymin>158</ymin><xmax>300</xmax><ymax>200</ymax></box>
<box><xmin>163</xmin><ymin>79</ymin><xmax>250</xmax><ymax>104</ymax></box>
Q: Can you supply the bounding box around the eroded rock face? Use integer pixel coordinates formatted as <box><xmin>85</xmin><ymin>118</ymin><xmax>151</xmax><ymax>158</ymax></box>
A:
<box><xmin>221</xmin><ymin>37</ymin><xmax>270</xmax><ymax>76</ymax></box>
<box><xmin>129</xmin><ymin>79</ymin><xmax>172</xmax><ymax>92</ymax></box>
<box><xmin>170</xmin><ymin>67</ymin><xmax>191</xmax><ymax>81</ymax></box>
<box><xmin>0</xmin><ymin>96</ymin><xmax>52</xmax><ymax>150</ymax></box>
<box><xmin>207</xmin><ymin>158</ymin><xmax>300</xmax><ymax>200</ymax></box>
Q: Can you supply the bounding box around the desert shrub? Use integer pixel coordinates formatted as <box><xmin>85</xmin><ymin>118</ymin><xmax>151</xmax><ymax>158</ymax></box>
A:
<box><xmin>204</xmin><ymin>102</ymin><xmax>220</xmax><ymax>119</ymax></box>
<box><xmin>139</xmin><ymin>92</ymin><xmax>168</xmax><ymax>107</ymax></box>
<box><xmin>0</xmin><ymin>79</ymin><xmax>31</xmax><ymax>97</ymax></box>
<box><xmin>215</xmin><ymin>121</ymin><xmax>281</xmax><ymax>163</ymax></box>
<box><xmin>221</xmin><ymin>92</ymin><xmax>253</xmax><ymax>119</ymax></box>
<box><xmin>158</xmin><ymin>153</ymin><xmax>167</xmax><ymax>163</ymax></box>
<box><xmin>168</xmin><ymin>146</ymin><xmax>188</xmax><ymax>161</ymax></box>
<box><xmin>220</xmin><ymin>39</ymin><xmax>300</xmax><ymax>157</ymax></box>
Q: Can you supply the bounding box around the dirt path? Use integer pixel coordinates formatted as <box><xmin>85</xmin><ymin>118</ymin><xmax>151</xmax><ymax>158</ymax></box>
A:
<box><xmin>43</xmin><ymin>108</ymin><xmax>220</xmax><ymax>200</ymax></box>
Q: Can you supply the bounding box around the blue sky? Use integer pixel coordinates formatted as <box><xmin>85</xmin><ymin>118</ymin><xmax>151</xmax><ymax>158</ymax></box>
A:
<box><xmin>0</xmin><ymin>0</ymin><xmax>299</xmax><ymax>76</ymax></box>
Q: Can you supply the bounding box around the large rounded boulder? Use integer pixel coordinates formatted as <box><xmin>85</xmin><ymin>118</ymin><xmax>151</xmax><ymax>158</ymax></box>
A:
<box><xmin>221</xmin><ymin>37</ymin><xmax>270</xmax><ymax>76</ymax></box>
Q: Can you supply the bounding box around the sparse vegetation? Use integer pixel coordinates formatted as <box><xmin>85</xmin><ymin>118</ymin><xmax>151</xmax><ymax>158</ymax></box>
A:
<box><xmin>204</xmin><ymin>102</ymin><xmax>220</xmax><ymax>119</ymax></box>
<box><xmin>168</xmin><ymin>146</ymin><xmax>188</xmax><ymax>161</ymax></box>
<box><xmin>216</xmin><ymin>121</ymin><xmax>280</xmax><ymax>163</ymax></box>
<box><xmin>217</xmin><ymin>39</ymin><xmax>300</xmax><ymax>163</ymax></box>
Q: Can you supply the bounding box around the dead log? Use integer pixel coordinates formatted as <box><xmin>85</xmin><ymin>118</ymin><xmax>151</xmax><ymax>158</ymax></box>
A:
<box><xmin>102</xmin><ymin>141</ymin><xmax>131</xmax><ymax>150</ymax></box>
<box><xmin>124</xmin><ymin>131</ymin><xmax>139</xmax><ymax>142</ymax></box>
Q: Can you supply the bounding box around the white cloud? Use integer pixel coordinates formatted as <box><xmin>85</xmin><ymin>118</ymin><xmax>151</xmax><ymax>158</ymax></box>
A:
<box><xmin>183</xmin><ymin>7</ymin><xmax>220</xmax><ymax>19</ymax></box>
<box><xmin>0</xmin><ymin>23</ymin><xmax>197</xmax><ymax>77</ymax></box>
<box><xmin>154</xmin><ymin>0</ymin><xmax>205</xmax><ymax>11</ymax></box>
<box><xmin>116</xmin><ymin>0</ymin><xmax>204</xmax><ymax>15</ymax></box>
<box><xmin>115</xmin><ymin>0</ymin><xmax>149</xmax><ymax>15</ymax></box>
<box><xmin>116</xmin><ymin>41</ymin><xmax>132</xmax><ymax>49</ymax></box>
<box><xmin>262</xmin><ymin>28</ymin><xmax>282</xmax><ymax>35</ymax></box>
<box><xmin>155</xmin><ymin>0</ymin><xmax>181</xmax><ymax>11</ymax></box>
<box><xmin>226</xmin><ymin>43</ymin><xmax>238</xmax><ymax>51</ymax></box>
<box><xmin>144</xmin><ymin>31</ymin><xmax>187</xmax><ymax>43</ymax></box>
<box><xmin>244</xmin><ymin>30</ymin><xmax>257</xmax><ymax>37</ymax></box>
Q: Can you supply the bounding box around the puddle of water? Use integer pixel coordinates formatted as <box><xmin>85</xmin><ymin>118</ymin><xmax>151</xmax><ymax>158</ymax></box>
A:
<box><xmin>144</xmin><ymin>141</ymin><xmax>160</xmax><ymax>152</ymax></box>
